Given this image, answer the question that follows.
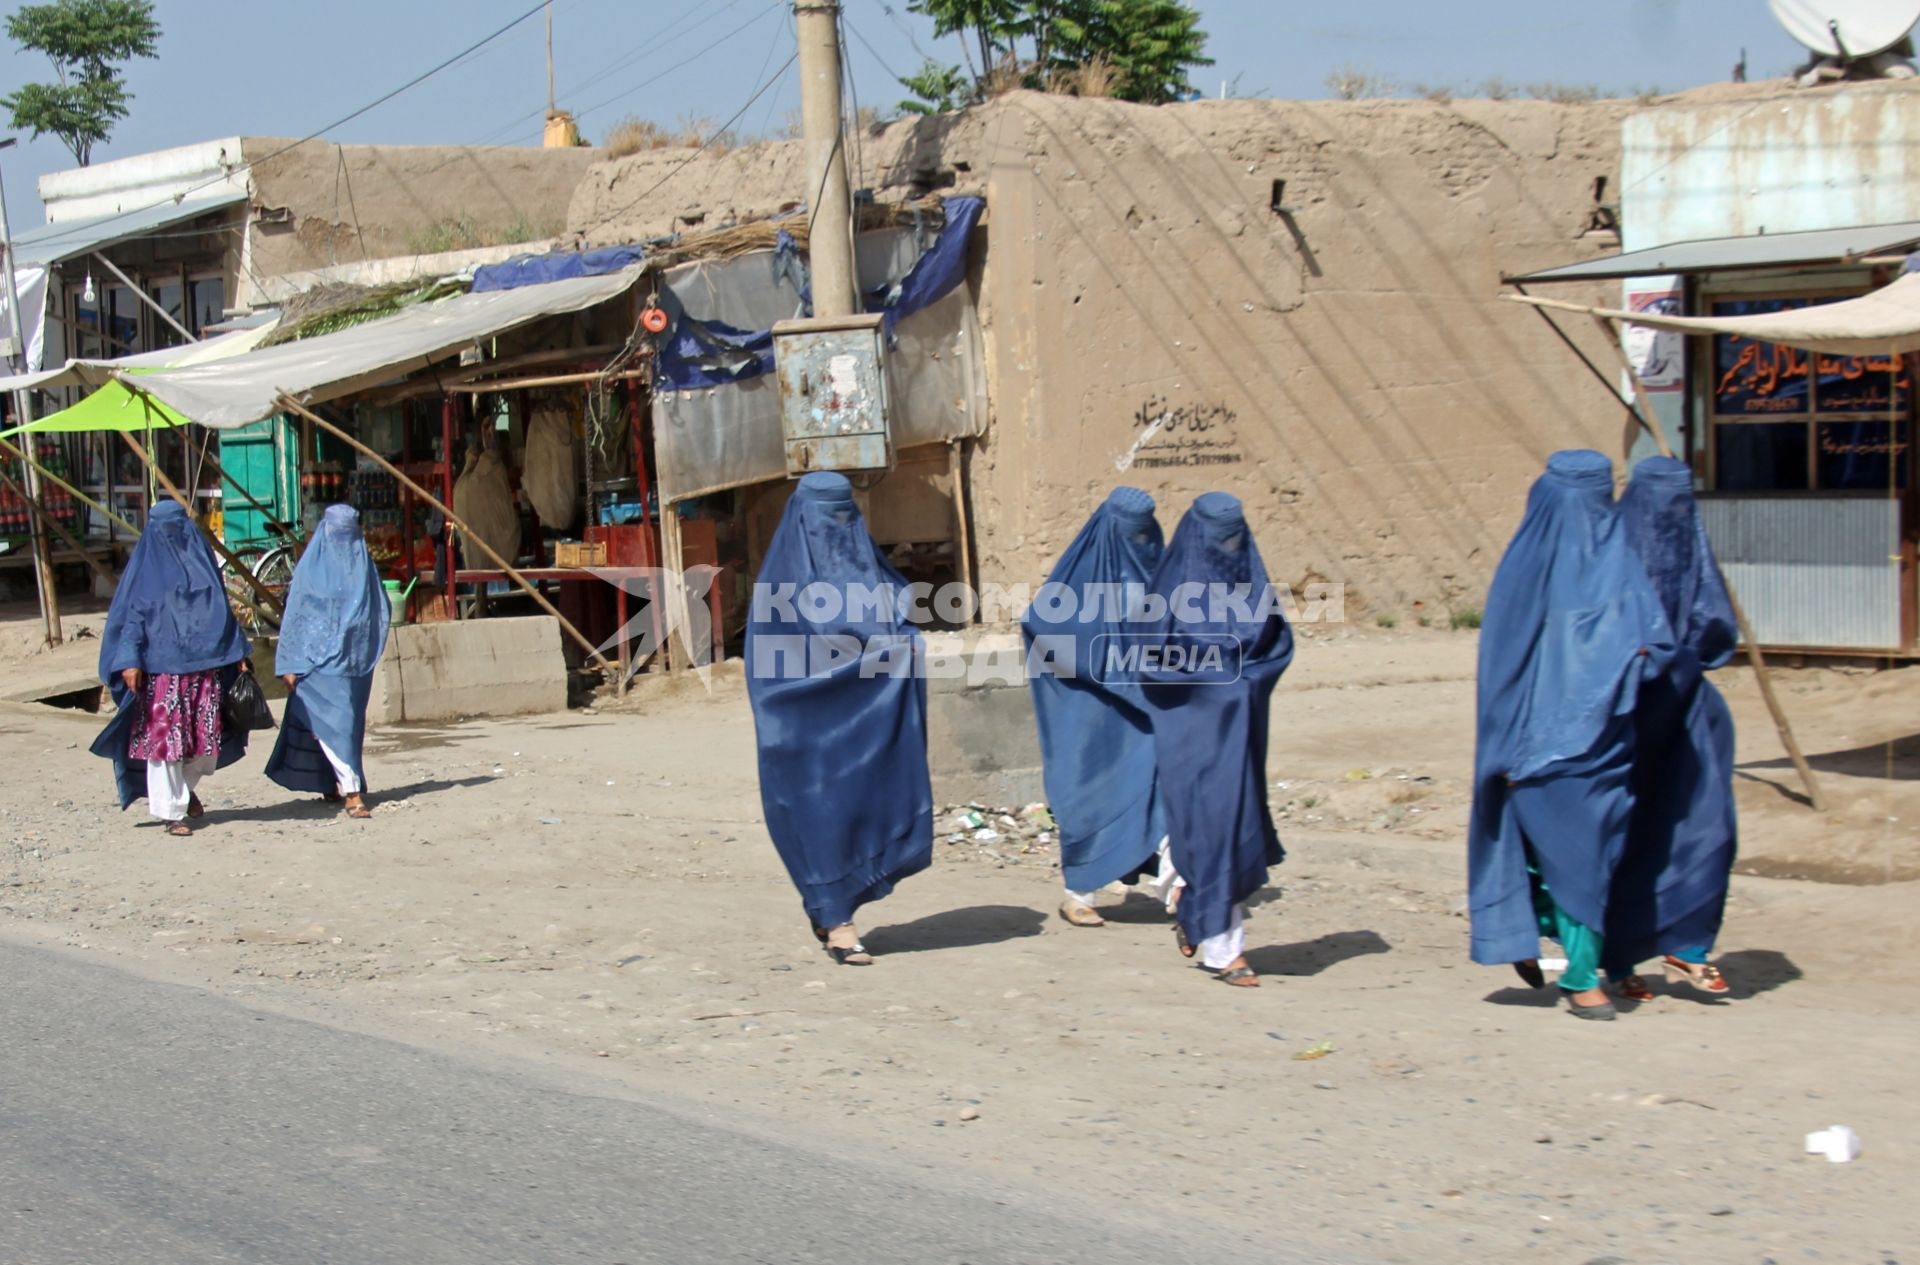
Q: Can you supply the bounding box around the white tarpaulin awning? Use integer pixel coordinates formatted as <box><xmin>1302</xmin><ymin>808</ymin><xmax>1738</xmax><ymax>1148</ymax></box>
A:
<box><xmin>1511</xmin><ymin>269</ymin><xmax>1920</xmax><ymax>355</ymax></box>
<box><xmin>119</xmin><ymin>268</ymin><xmax>645</xmax><ymax>429</ymax></box>
<box><xmin>0</xmin><ymin>319</ymin><xmax>281</xmax><ymax>397</ymax></box>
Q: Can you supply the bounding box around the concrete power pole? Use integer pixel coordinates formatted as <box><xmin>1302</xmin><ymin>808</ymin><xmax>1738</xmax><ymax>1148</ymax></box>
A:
<box><xmin>794</xmin><ymin>0</ymin><xmax>856</xmax><ymax>317</ymax></box>
<box><xmin>0</xmin><ymin>139</ymin><xmax>61</xmax><ymax>646</ymax></box>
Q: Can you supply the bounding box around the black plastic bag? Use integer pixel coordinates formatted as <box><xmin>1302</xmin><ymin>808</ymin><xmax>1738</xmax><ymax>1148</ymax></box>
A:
<box><xmin>222</xmin><ymin>668</ymin><xmax>276</xmax><ymax>733</ymax></box>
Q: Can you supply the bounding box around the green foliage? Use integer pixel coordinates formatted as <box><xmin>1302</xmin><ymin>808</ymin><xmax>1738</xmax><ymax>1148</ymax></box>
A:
<box><xmin>1450</xmin><ymin>606</ymin><xmax>1482</xmax><ymax>631</ymax></box>
<box><xmin>1374</xmin><ymin>613</ymin><xmax>1397</xmax><ymax>629</ymax></box>
<box><xmin>898</xmin><ymin>59</ymin><xmax>973</xmax><ymax>115</ymax></box>
<box><xmin>2</xmin><ymin>0</ymin><xmax>159</xmax><ymax>166</ymax></box>
<box><xmin>900</xmin><ymin>0</ymin><xmax>1209</xmax><ymax>113</ymax></box>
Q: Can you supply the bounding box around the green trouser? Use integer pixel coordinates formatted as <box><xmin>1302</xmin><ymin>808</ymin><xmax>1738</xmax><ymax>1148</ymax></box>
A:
<box><xmin>1529</xmin><ymin>867</ymin><xmax>1603</xmax><ymax>993</ymax></box>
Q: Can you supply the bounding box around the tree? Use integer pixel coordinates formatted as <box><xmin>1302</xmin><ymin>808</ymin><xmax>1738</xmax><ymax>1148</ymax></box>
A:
<box><xmin>901</xmin><ymin>0</ymin><xmax>1209</xmax><ymax>112</ymax></box>
<box><xmin>2</xmin><ymin>0</ymin><xmax>160</xmax><ymax>166</ymax></box>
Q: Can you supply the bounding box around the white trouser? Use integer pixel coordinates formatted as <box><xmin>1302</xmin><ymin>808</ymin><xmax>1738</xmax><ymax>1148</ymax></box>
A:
<box><xmin>318</xmin><ymin>737</ymin><xmax>360</xmax><ymax>794</ymax></box>
<box><xmin>147</xmin><ymin>755</ymin><xmax>216</xmax><ymax>822</ymax></box>
<box><xmin>1066</xmin><ymin>836</ymin><xmax>1178</xmax><ymax>907</ymax></box>
<box><xmin>1198</xmin><ymin>904</ymin><xmax>1248</xmax><ymax>971</ymax></box>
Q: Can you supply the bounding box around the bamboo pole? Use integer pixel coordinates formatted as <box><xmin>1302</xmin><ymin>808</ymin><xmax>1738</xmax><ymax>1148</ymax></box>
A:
<box><xmin>119</xmin><ymin>431</ymin><xmax>285</xmax><ymax>617</ymax></box>
<box><xmin>0</xmin><ymin>434</ymin><xmax>139</xmax><ymax>533</ymax></box>
<box><xmin>273</xmin><ymin>393</ymin><xmax>615</xmax><ymax>672</ymax></box>
<box><xmin>444</xmin><ymin>367</ymin><xmax>650</xmax><ymax>394</ymax></box>
<box><xmin>1589</xmin><ymin>313</ymin><xmax>1826</xmax><ymax>811</ymax></box>
<box><xmin>0</xmin><ymin>463</ymin><xmax>116</xmax><ymax>586</ymax></box>
<box><xmin>948</xmin><ymin>438</ymin><xmax>975</xmax><ymax>621</ymax></box>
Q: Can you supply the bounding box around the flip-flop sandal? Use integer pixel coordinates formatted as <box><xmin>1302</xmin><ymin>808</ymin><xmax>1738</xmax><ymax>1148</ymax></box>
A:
<box><xmin>1661</xmin><ymin>956</ymin><xmax>1731</xmax><ymax>995</ymax></box>
<box><xmin>164</xmin><ymin>820</ymin><xmax>192</xmax><ymax>837</ymax></box>
<box><xmin>1612</xmin><ymin>974</ymin><xmax>1655</xmax><ymax>1002</ymax></box>
<box><xmin>1174</xmin><ymin>923</ymin><xmax>1196</xmax><ymax>959</ymax></box>
<box><xmin>825</xmin><ymin>942</ymin><xmax>873</xmax><ymax>966</ymax></box>
<box><xmin>1207</xmin><ymin>966</ymin><xmax>1260</xmax><ymax>987</ymax></box>
<box><xmin>186</xmin><ymin>794</ymin><xmax>205</xmax><ymax>819</ymax></box>
<box><xmin>345</xmin><ymin>803</ymin><xmax>372</xmax><ymax>819</ymax></box>
<box><xmin>1059</xmin><ymin>900</ymin><xmax>1106</xmax><ymax>927</ymax></box>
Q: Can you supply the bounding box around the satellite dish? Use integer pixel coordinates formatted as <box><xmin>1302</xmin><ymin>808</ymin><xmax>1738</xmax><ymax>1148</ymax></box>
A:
<box><xmin>1768</xmin><ymin>0</ymin><xmax>1920</xmax><ymax>58</ymax></box>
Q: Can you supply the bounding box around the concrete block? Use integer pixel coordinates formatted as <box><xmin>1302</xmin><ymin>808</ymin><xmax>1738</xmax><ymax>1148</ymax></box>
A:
<box><xmin>391</xmin><ymin>616</ymin><xmax>566</xmax><ymax>721</ymax></box>
<box><xmin>252</xmin><ymin>634</ymin><xmax>404</xmax><ymax>724</ymax></box>
<box><xmin>922</xmin><ymin>632</ymin><xmax>1044</xmax><ymax>807</ymax></box>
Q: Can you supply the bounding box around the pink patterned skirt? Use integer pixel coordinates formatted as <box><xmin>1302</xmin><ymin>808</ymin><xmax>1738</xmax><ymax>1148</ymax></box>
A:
<box><xmin>128</xmin><ymin>670</ymin><xmax>223</xmax><ymax>763</ymax></box>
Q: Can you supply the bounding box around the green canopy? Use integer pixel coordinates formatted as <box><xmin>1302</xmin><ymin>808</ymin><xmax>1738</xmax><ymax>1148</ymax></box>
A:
<box><xmin>0</xmin><ymin>376</ymin><xmax>189</xmax><ymax>440</ymax></box>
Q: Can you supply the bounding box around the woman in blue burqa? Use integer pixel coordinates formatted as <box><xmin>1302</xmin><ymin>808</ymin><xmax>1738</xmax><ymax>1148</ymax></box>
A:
<box><xmin>1023</xmin><ymin>487</ymin><xmax>1171</xmax><ymax>927</ymax></box>
<box><xmin>1137</xmin><ymin>492</ymin><xmax>1294</xmax><ymax>987</ymax></box>
<box><xmin>1601</xmin><ymin>456</ymin><xmax>1739</xmax><ymax>1000</ymax></box>
<box><xmin>90</xmin><ymin>500</ymin><xmax>253</xmax><ymax>837</ymax></box>
<box><xmin>746</xmin><ymin>472</ymin><xmax>933</xmax><ymax>965</ymax></box>
<box><xmin>266</xmin><ymin>504</ymin><xmax>388</xmax><ymax>818</ymax></box>
<box><xmin>1468</xmin><ymin>450</ymin><xmax>1675</xmax><ymax>1020</ymax></box>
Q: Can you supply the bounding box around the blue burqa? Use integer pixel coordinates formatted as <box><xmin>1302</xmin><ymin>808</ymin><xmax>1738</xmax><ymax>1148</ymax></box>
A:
<box><xmin>89</xmin><ymin>500</ymin><xmax>252</xmax><ymax>808</ymax></box>
<box><xmin>1137</xmin><ymin>493</ymin><xmax>1295</xmax><ymax>945</ymax></box>
<box><xmin>1603</xmin><ymin>456</ymin><xmax>1739</xmax><ymax>969</ymax></box>
<box><xmin>266</xmin><ymin>504</ymin><xmax>389</xmax><ymax>795</ymax></box>
<box><xmin>1022</xmin><ymin>487</ymin><xmax>1168</xmax><ymax>892</ymax></box>
<box><xmin>745</xmin><ymin>472</ymin><xmax>933</xmax><ymax>929</ymax></box>
<box><xmin>1468</xmin><ymin>450</ymin><xmax>1676</xmax><ymax>966</ymax></box>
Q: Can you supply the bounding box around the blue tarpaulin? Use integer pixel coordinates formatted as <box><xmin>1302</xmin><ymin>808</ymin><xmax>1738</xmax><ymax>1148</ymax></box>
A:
<box><xmin>470</xmin><ymin>245</ymin><xmax>646</xmax><ymax>293</ymax></box>
<box><xmin>655</xmin><ymin>196</ymin><xmax>984</xmax><ymax>391</ymax></box>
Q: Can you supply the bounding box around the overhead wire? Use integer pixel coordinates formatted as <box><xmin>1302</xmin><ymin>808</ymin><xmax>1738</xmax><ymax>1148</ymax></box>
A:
<box><xmin>22</xmin><ymin>0</ymin><xmax>555</xmax><ymax>257</ymax></box>
<box><xmin>580</xmin><ymin>51</ymin><xmax>799</xmax><ymax>233</ymax></box>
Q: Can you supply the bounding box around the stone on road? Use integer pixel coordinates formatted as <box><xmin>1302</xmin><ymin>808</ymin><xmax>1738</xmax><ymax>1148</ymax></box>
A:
<box><xmin>0</xmin><ymin>937</ymin><xmax>1289</xmax><ymax>1265</ymax></box>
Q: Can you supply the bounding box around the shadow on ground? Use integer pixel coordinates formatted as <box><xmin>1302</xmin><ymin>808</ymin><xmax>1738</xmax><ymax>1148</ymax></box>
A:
<box><xmin>1246</xmin><ymin>929</ymin><xmax>1390</xmax><ymax>977</ymax></box>
<box><xmin>865</xmin><ymin>905</ymin><xmax>1047</xmax><ymax>955</ymax></box>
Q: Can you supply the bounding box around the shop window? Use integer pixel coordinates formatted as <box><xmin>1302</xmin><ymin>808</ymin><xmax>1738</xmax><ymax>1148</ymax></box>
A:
<box><xmin>148</xmin><ymin>279</ymin><xmax>187</xmax><ymax>348</ymax></box>
<box><xmin>189</xmin><ymin>275</ymin><xmax>224</xmax><ymax>335</ymax></box>
<box><xmin>1707</xmin><ymin>292</ymin><xmax>1911</xmax><ymax>492</ymax></box>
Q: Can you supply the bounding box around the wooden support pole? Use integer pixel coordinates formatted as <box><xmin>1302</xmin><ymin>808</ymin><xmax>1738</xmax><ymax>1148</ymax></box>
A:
<box><xmin>1588</xmin><ymin>312</ymin><xmax>1826</xmax><ymax>812</ymax></box>
<box><xmin>274</xmin><ymin>393</ymin><xmax>615</xmax><ymax>672</ymax></box>
<box><xmin>948</xmin><ymin>437</ymin><xmax>975</xmax><ymax>622</ymax></box>
<box><xmin>0</xmin><ymin>463</ymin><xmax>116</xmax><ymax>586</ymax></box>
<box><xmin>119</xmin><ymin>431</ymin><xmax>285</xmax><ymax>618</ymax></box>
<box><xmin>0</xmin><ymin>434</ymin><xmax>139</xmax><ymax>534</ymax></box>
<box><xmin>444</xmin><ymin>367</ymin><xmax>650</xmax><ymax>394</ymax></box>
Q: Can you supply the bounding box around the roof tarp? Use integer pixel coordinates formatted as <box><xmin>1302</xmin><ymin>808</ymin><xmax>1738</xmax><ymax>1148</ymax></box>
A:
<box><xmin>120</xmin><ymin>267</ymin><xmax>646</xmax><ymax>430</ymax></box>
<box><xmin>9</xmin><ymin>189</ymin><xmax>249</xmax><ymax>268</ymax></box>
<box><xmin>1506</xmin><ymin>220</ymin><xmax>1920</xmax><ymax>284</ymax></box>
<box><xmin>0</xmin><ymin>319</ymin><xmax>280</xmax><ymax>425</ymax></box>
<box><xmin>1514</xmin><ymin>268</ymin><xmax>1920</xmax><ymax>355</ymax></box>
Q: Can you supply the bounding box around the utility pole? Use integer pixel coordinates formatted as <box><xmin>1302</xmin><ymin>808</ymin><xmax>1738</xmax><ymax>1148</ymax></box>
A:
<box><xmin>794</xmin><ymin>0</ymin><xmax>856</xmax><ymax>317</ymax></box>
<box><xmin>0</xmin><ymin>136</ymin><xmax>61</xmax><ymax>646</ymax></box>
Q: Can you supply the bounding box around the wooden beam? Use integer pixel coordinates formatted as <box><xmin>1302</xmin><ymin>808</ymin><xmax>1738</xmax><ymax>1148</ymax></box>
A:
<box><xmin>445</xmin><ymin>367</ymin><xmax>650</xmax><ymax>394</ymax></box>
<box><xmin>274</xmin><ymin>393</ymin><xmax>615</xmax><ymax>672</ymax></box>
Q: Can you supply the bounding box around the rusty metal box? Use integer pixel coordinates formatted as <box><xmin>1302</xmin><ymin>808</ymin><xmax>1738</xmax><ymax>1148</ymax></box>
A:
<box><xmin>771</xmin><ymin>312</ymin><xmax>892</xmax><ymax>476</ymax></box>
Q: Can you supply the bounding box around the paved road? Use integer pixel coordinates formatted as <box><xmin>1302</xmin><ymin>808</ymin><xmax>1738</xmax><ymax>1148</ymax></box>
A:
<box><xmin>0</xmin><ymin>938</ymin><xmax>1293</xmax><ymax>1265</ymax></box>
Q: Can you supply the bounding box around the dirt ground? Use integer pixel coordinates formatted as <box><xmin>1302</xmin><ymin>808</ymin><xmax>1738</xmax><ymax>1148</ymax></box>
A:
<box><xmin>1</xmin><ymin>599</ymin><xmax>1914</xmax><ymax>1264</ymax></box>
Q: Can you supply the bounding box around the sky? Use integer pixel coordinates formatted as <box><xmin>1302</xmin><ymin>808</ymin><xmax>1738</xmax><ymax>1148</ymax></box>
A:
<box><xmin>0</xmin><ymin>0</ymin><xmax>1816</xmax><ymax>228</ymax></box>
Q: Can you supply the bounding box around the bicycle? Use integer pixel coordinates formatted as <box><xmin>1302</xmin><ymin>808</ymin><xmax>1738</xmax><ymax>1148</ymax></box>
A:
<box><xmin>223</xmin><ymin>520</ymin><xmax>302</xmax><ymax>635</ymax></box>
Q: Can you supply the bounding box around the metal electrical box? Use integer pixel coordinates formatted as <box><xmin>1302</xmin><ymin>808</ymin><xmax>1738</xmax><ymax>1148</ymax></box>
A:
<box><xmin>771</xmin><ymin>312</ymin><xmax>892</xmax><ymax>477</ymax></box>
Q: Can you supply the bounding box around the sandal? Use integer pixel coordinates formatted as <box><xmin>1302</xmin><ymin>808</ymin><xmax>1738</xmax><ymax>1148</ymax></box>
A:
<box><xmin>322</xmin><ymin>789</ymin><xmax>344</xmax><ymax>804</ymax></box>
<box><xmin>1173</xmin><ymin>922</ymin><xmax>1196</xmax><ymax>959</ymax></box>
<box><xmin>344</xmin><ymin>799</ymin><xmax>372</xmax><ymax>819</ymax></box>
<box><xmin>1612</xmin><ymin>974</ymin><xmax>1656</xmax><ymax>1003</ymax></box>
<box><xmin>1661</xmin><ymin>956</ymin><xmax>1730</xmax><ymax>995</ymax></box>
<box><xmin>1059</xmin><ymin>899</ymin><xmax>1106</xmax><ymax>927</ymax></box>
<box><xmin>186</xmin><ymin>794</ymin><xmax>205</xmax><ymax>819</ymax></box>
<box><xmin>1206</xmin><ymin>965</ymin><xmax>1260</xmax><ymax>988</ymax></box>
<box><xmin>1512</xmin><ymin>959</ymin><xmax>1546</xmax><ymax>989</ymax></box>
<box><xmin>825</xmin><ymin>941</ymin><xmax>873</xmax><ymax>966</ymax></box>
<box><xmin>164</xmin><ymin>820</ymin><xmax>192</xmax><ymax>837</ymax></box>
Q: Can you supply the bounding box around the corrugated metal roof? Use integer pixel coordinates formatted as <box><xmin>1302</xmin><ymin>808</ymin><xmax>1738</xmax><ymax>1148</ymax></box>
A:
<box><xmin>9</xmin><ymin>189</ymin><xmax>247</xmax><ymax>267</ymax></box>
<box><xmin>1505</xmin><ymin>221</ymin><xmax>1920</xmax><ymax>283</ymax></box>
